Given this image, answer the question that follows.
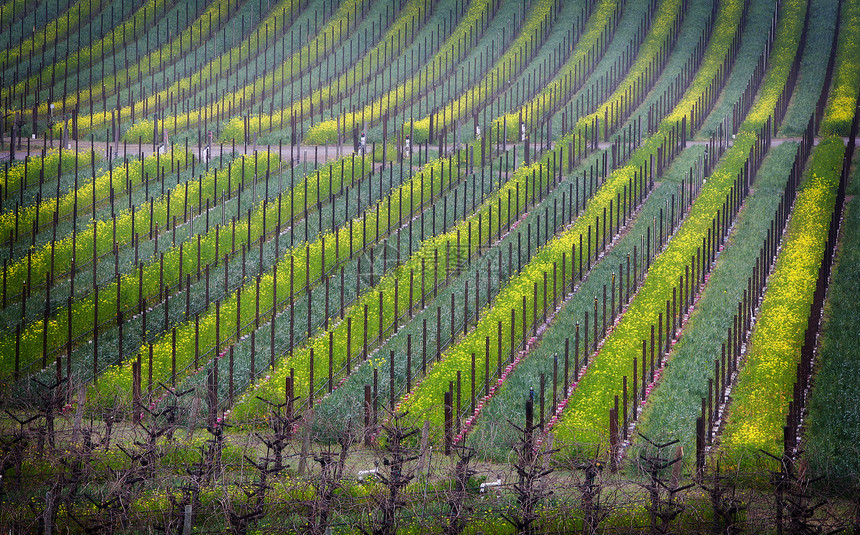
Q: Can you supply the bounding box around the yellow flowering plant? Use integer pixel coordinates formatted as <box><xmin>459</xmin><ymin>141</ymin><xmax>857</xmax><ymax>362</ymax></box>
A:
<box><xmin>0</xmin><ymin>150</ymin><xmax>305</xmax><ymax>379</ymax></box>
<box><xmin>376</xmin><ymin>0</ymin><xmax>721</xmax><ymax>442</ymax></box>
<box><xmin>0</xmin><ymin>150</ymin><xmax>171</xmax><ymax>250</ymax></box>
<box><xmin>720</xmin><ymin>137</ymin><xmax>843</xmax><ymax>468</ymax></box>
<box><xmin>92</xmin><ymin>152</ymin><xmax>444</xmax><ymax>406</ymax></box>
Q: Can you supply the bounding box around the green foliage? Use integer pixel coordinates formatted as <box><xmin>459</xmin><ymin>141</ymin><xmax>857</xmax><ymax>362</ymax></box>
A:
<box><xmin>805</xmin><ymin>171</ymin><xmax>860</xmax><ymax>485</ymax></box>
<box><xmin>0</xmin><ymin>150</ymin><xmax>160</xmax><ymax>249</ymax></box>
<box><xmin>0</xmin><ymin>148</ymin><xmax>190</xmax><ymax>300</ymax></box>
<box><xmin>0</xmin><ymin>150</ymin><xmax>311</xmax><ymax>380</ymax></box>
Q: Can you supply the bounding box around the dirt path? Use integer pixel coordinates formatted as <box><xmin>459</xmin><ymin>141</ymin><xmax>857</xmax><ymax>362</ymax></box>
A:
<box><xmin>0</xmin><ymin>137</ymin><xmax>841</xmax><ymax>164</ymax></box>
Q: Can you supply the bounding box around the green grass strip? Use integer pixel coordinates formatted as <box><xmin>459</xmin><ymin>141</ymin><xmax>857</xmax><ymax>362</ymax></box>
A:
<box><xmin>634</xmin><ymin>140</ymin><xmax>798</xmax><ymax>453</ymax></box>
<box><xmin>396</xmin><ymin>0</ymin><xmax>687</xmax><ymax>438</ymax></box>
<box><xmin>396</xmin><ymin>0</ymin><xmax>738</xmax><ymax>439</ymax></box>
<box><xmin>232</xmin><ymin>155</ymin><xmax>552</xmax><ymax>420</ymax></box>
<box><xmin>396</xmin><ymin>160</ymin><xmax>642</xmax><ymax>436</ymax></box>
<box><xmin>805</xmin><ymin>164</ymin><xmax>860</xmax><ymax>485</ymax></box>
<box><xmin>466</xmin><ymin>0</ymin><xmax>719</xmax><ymax>454</ymax></box>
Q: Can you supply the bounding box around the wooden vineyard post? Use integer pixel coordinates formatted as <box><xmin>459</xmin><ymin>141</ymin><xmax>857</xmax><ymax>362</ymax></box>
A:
<box><xmin>347</xmin><ymin>318</ymin><xmax>352</xmax><ymax>374</ymax></box>
<box><xmin>484</xmin><ymin>337</ymin><xmax>490</xmax><ymax>397</ymax></box>
<box><xmin>470</xmin><ymin>354</ymin><xmax>476</xmax><ymax>418</ymax></box>
<box><xmin>695</xmin><ymin>416</ymin><xmax>705</xmax><ymax>480</ymax></box>
<box><xmin>708</xmin><ymin>376</ymin><xmax>714</xmax><ymax>443</ymax></box>
<box><xmin>539</xmin><ymin>374</ymin><xmax>545</xmax><ymax>430</ymax></box>
<box><xmin>464</xmin><ymin>283</ymin><xmax>469</xmax><ymax>336</ymax></box>
<box><xmin>389</xmin><ymin>350</ymin><xmax>395</xmax><ymax>411</ymax></box>
<box><xmin>406</xmin><ymin>335</ymin><xmax>412</xmax><ymax>394</ymax></box>
<box><xmin>456</xmin><ymin>372</ymin><xmax>462</xmax><ymax>434</ymax></box>
<box><xmin>364</xmin><ymin>385</ymin><xmax>372</xmax><ymax>447</ymax></box>
<box><xmin>497</xmin><ymin>322</ymin><xmax>503</xmax><ymax>379</ymax></box>
<box><xmin>444</xmin><ymin>390</ymin><xmax>453</xmax><ymax>456</ymax></box>
<box><xmin>132</xmin><ymin>359</ymin><xmax>141</xmax><ymax>425</ymax></box>
<box><xmin>373</xmin><ymin>368</ymin><xmax>378</xmax><ymax>431</ymax></box>
<box><xmin>309</xmin><ymin>348</ymin><xmax>314</xmax><ymax>408</ymax></box>
<box><xmin>93</xmin><ymin>286</ymin><xmax>99</xmax><ymax>384</ymax></box>
<box><xmin>633</xmin><ymin>356</ymin><xmax>639</xmax><ymax>419</ymax></box>
<box><xmin>525</xmin><ymin>397</ymin><xmax>534</xmax><ymax>456</ymax></box>
<box><xmin>622</xmin><ymin>376</ymin><xmax>628</xmax><ymax>440</ymax></box>
<box><xmin>229</xmin><ymin>347</ymin><xmax>234</xmax><ymax>406</ymax></box>
<box><xmin>609</xmin><ymin>404</ymin><xmax>618</xmax><ymax>472</ymax></box>
<box><xmin>364</xmin><ymin>305</ymin><xmax>369</xmax><ymax>361</ymax></box>
<box><xmin>553</xmin><ymin>355</ymin><xmax>558</xmax><ymax>412</ymax></box>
